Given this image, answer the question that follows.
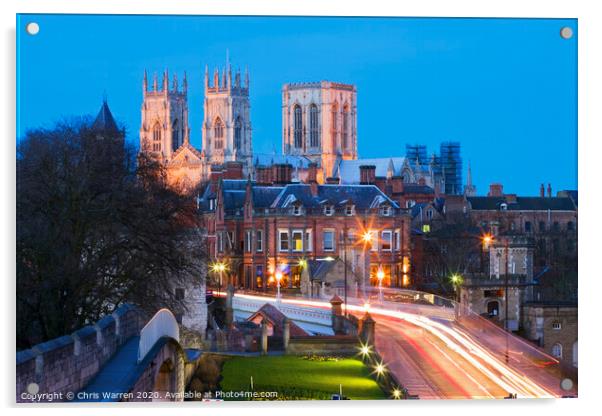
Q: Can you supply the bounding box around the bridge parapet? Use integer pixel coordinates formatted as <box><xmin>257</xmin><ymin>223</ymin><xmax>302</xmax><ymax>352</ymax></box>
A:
<box><xmin>16</xmin><ymin>304</ymin><xmax>142</xmax><ymax>402</ymax></box>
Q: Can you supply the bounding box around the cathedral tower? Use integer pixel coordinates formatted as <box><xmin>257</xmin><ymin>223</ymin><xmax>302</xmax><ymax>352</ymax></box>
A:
<box><xmin>282</xmin><ymin>81</ymin><xmax>357</xmax><ymax>181</ymax></box>
<box><xmin>202</xmin><ymin>62</ymin><xmax>253</xmax><ymax>174</ymax></box>
<box><xmin>139</xmin><ymin>69</ymin><xmax>190</xmax><ymax>160</ymax></box>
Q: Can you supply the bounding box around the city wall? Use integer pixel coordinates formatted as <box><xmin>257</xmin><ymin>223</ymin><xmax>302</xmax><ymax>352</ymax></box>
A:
<box><xmin>16</xmin><ymin>304</ymin><xmax>143</xmax><ymax>403</ymax></box>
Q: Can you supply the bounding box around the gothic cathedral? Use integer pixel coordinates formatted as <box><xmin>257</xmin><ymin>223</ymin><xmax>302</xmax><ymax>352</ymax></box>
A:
<box><xmin>139</xmin><ymin>62</ymin><xmax>253</xmax><ymax>192</ymax></box>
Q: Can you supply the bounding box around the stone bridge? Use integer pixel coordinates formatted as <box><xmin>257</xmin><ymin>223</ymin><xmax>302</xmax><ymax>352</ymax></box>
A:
<box><xmin>16</xmin><ymin>305</ymin><xmax>202</xmax><ymax>403</ymax></box>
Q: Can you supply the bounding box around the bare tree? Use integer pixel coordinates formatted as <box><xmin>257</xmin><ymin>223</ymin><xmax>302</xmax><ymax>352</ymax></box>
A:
<box><xmin>16</xmin><ymin>119</ymin><xmax>207</xmax><ymax>348</ymax></box>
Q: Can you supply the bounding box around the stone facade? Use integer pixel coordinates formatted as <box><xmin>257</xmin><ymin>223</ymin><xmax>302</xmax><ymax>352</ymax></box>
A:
<box><xmin>522</xmin><ymin>303</ymin><xmax>578</xmax><ymax>377</ymax></box>
<box><xmin>282</xmin><ymin>81</ymin><xmax>358</xmax><ymax>181</ymax></box>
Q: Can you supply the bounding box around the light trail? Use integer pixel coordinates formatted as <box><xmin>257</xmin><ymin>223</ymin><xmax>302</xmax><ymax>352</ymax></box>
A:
<box><xmin>230</xmin><ymin>292</ymin><xmax>559</xmax><ymax>398</ymax></box>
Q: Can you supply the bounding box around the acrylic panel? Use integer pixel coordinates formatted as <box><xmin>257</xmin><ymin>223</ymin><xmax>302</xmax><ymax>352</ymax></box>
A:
<box><xmin>16</xmin><ymin>14</ymin><xmax>577</xmax><ymax>403</ymax></box>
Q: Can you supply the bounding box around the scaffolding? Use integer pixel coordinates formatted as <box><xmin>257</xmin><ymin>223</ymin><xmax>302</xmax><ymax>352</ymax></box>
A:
<box><xmin>439</xmin><ymin>142</ymin><xmax>463</xmax><ymax>195</ymax></box>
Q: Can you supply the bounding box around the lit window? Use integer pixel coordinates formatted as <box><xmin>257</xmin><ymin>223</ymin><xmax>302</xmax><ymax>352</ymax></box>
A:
<box><xmin>381</xmin><ymin>231</ymin><xmax>392</xmax><ymax>251</ymax></box>
<box><xmin>323</xmin><ymin>229</ymin><xmax>335</xmax><ymax>251</ymax></box>
<box><xmin>422</xmin><ymin>224</ymin><xmax>431</xmax><ymax>233</ymax></box>
<box><xmin>279</xmin><ymin>230</ymin><xmax>289</xmax><ymax>252</ymax></box>
<box><xmin>292</xmin><ymin>230</ymin><xmax>304</xmax><ymax>252</ymax></box>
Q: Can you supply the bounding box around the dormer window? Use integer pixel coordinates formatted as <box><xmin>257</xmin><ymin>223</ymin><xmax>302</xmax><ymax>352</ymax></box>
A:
<box><xmin>292</xmin><ymin>205</ymin><xmax>303</xmax><ymax>216</ymax></box>
<box><xmin>381</xmin><ymin>206</ymin><xmax>391</xmax><ymax>216</ymax></box>
<box><xmin>345</xmin><ymin>205</ymin><xmax>355</xmax><ymax>216</ymax></box>
<box><xmin>406</xmin><ymin>200</ymin><xmax>416</xmax><ymax>208</ymax></box>
<box><xmin>426</xmin><ymin>209</ymin><xmax>433</xmax><ymax>220</ymax></box>
<box><xmin>500</xmin><ymin>203</ymin><xmax>508</xmax><ymax>211</ymax></box>
<box><xmin>324</xmin><ymin>205</ymin><xmax>334</xmax><ymax>216</ymax></box>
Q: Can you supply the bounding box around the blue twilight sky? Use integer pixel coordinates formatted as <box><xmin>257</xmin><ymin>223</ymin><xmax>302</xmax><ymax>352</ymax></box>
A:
<box><xmin>16</xmin><ymin>14</ymin><xmax>577</xmax><ymax>196</ymax></box>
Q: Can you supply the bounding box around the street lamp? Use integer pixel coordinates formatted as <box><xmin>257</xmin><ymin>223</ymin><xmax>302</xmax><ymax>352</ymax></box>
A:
<box><xmin>275</xmin><ymin>270</ymin><xmax>283</xmax><ymax>301</ymax></box>
<box><xmin>377</xmin><ymin>266</ymin><xmax>385</xmax><ymax>302</ymax></box>
<box><xmin>210</xmin><ymin>261</ymin><xmax>227</xmax><ymax>295</ymax></box>
<box><xmin>361</xmin><ymin>230</ymin><xmax>373</xmax><ymax>298</ymax></box>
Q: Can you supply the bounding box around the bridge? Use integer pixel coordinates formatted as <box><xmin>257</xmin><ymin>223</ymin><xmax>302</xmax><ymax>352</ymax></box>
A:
<box><xmin>17</xmin><ymin>306</ymin><xmax>201</xmax><ymax>402</ymax></box>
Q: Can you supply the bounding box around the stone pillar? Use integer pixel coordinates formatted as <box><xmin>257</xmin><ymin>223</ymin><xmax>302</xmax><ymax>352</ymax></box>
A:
<box><xmin>283</xmin><ymin>318</ymin><xmax>290</xmax><ymax>352</ymax></box>
<box><xmin>260</xmin><ymin>320</ymin><xmax>268</xmax><ymax>355</ymax></box>
<box><xmin>225</xmin><ymin>284</ymin><xmax>234</xmax><ymax>328</ymax></box>
<box><xmin>360</xmin><ymin>312</ymin><xmax>375</xmax><ymax>346</ymax></box>
<box><xmin>330</xmin><ymin>295</ymin><xmax>344</xmax><ymax>334</ymax></box>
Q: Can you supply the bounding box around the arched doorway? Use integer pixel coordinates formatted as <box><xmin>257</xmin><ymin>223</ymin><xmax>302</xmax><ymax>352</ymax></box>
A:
<box><xmin>487</xmin><ymin>300</ymin><xmax>500</xmax><ymax>318</ymax></box>
<box><xmin>154</xmin><ymin>359</ymin><xmax>175</xmax><ymax>401</ymax></box>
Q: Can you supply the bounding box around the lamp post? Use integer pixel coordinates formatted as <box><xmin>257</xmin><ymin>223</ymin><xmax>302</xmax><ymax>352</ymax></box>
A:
<box><xmin>377</xmin><ymin>266</ymin><xmax>385</xmax><ymax>303</ymax></box>
<box><xmin>275</xmin><ymin>270</ymin><xmax>283</xmax><ymax>302</ymax></box>
<box><xmin>362</xmin><ymin>230</ymin><xmax>373</xmax><ymax>300</ymax></box>
<box><xmin>450</xmin><ymin>273</ymin><xmax>463</xmax><ymax>318</ymax></box>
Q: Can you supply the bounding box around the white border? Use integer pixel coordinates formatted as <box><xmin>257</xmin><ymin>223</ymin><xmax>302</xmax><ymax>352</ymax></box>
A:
<box><xmin>2</xmin><ymin>1</ymin><xmax>600</xmax><ymax>415</ymax></box>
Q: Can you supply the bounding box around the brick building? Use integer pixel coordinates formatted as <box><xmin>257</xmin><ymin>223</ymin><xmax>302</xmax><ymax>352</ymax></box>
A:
<box><xmin>198</xmin><ymin>163</ymin><xmax>412</xmax><ymax>293</ymax></box>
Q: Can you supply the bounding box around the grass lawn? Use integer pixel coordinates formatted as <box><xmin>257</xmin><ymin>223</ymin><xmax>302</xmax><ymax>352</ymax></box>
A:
<box><xmin>220</xmin><ymin>355</ymin><xmax>386</xmax><ymax>400</ymax></box>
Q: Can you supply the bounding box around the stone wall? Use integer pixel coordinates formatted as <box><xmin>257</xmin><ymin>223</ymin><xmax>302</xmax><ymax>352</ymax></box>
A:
<box><xmin>285</xmin><ymin>335</ymin><xmax>359</xmax><ymax>356</ymax></box>
<box><xmin>522</xmin><ymin>303</ymin><xmax>578</xmax><ymax>379</ymax></box>
<box><xmin>16</xmin><ymin>304</ymin><xmax>142</xmax><ymax>403</ymax></box>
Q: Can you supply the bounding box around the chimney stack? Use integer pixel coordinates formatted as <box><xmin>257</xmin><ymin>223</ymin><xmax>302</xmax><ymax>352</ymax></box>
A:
<box><xmin>488</xmin><ymin>183</ymin><xmax>504</xmax><ymax>197</ymax></box>
<box><xmin>391</xmin><ymin>176</ymin><xmax>404</xmax><ymax>194</ymax></box>
<box><xmin>359</xmin><ymin>165</ymin><xmax>376</xmax><ymax>185</ymax></box>
<box><xmin>540</xmin><ymin>183</ymin><xmax>545</xmax><ymax>198</ymax></box>
<box><xmin>307</xmin><ymin>163</ymin><xmax>319</xmax><ymax>196</ymax></box>
<box><xmin>547</xmin><ymin>183</ymin><xmax>552</xmax><ymax>198</ymax></box>
<box><xmin>256</xmin><ymin>166</ymin><xmax>273</xmax><ymax>186</ymax></box>
<box><xmin>272</xmin><ymin>163</ymin><xmax>293</xmax><ymax>185</ymax></box>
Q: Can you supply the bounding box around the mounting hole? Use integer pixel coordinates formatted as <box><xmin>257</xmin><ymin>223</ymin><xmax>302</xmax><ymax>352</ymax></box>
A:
<box><xmin>26</xmin><ymin>22</ymin><xmax>40</xmax><ymax>36</ymax></box>
<box><xmin>560</xmin><ymin>378</ymin><xmax>574</xmax><ymax>391</ymax></box>
<box><xmin>560</xmin><ymin>27</ymin><xmax>573</xmax><ymax>40</ymax></box>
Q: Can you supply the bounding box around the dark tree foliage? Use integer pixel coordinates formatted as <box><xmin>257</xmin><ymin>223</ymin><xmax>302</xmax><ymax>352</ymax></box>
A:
<box><xmin>16</xmin><ymin>119</ymin><xmax>206</xmax><ymax>348</ymax></box>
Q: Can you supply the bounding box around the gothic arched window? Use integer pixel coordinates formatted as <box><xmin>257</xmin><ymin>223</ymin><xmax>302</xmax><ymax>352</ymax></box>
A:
<box><xmin>152</xmin><ymin>122</ymin><xmax>162</xmax><ymax>152</ymax></box>
<box><xmin>172</xmin><ymin>119</ymin><xmax>179</xmax><ymax>151</ymax></box>
<box><xmin>343</xmin><ymin>104</ymin><xmax>350</xmax><ymax>150</ymax></box>
<box><xmin>331</xmin><ymin>101</ymin><xmax>338</xmax><ymax>131</ymax></box>
<box><xmin>293</xmin><ymin>105</ymin><xmax>302</xmax><ymax>149</ymax></box>
<box><xmin>234</xmin><ymin>117</ymin><xmax>242</xmax><ymax>149</ymax></box>
<box><xmin>214</xmin><ymin>118</ymin><xmax>224</xmax><ymax>149</ymax></box>
<box><xmin>309</xmin><ymin>104</ymin><xmax>319</xmax><ymax>148</ymax></box>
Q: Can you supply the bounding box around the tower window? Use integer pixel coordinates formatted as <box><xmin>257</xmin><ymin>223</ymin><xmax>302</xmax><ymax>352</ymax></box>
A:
<box><xmin>309</xmin><ymin>104</ymin><xmax>319</xmax><ymax>147</ymax></box>
<box><xmin>172</xmin><ymin>119</ymin><xmax>180</xmax><ymax>151</ymax></box>
<box><xmin>214</xmin><ymin>118</ymin><xmax>224</xmax><ymax>149</ymax></box>
<box><xmin>343</xmin><ymin>104</ymin><xmax>350</xmax><ymax>150</ymax></box>
<box><xmin>293</xmin><ymin>105</ymin><xmax>302</xmax><ymax>149</ymax></box>
<box><xmin>331</xmin><ymin>101</ymin><xmax>338</xmax><ymax>131</ymax></box>
<box><xmin>234</xmin><ymin>117</ymin><xmax>242</xmax><ymax>149</ymax></box>
<box><xmin>152</xmin><ymin>122</ymin><xmax>162</xmax><ymax>152</ymax></box>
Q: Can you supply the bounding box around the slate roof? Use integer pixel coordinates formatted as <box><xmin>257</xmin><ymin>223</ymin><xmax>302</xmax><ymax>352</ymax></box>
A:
<box><xmin>307</xmin><ymin>259</ymin><xmax>337</xmax><ymax>281</ymax></box>
<box><xmin>467</xmin><ymin>196</ymin><xmax>576</xmax><ymax>211</ymax></box>
<box><xmin>247</xmin><ymin>303</ymin><xmax>308</xmax><ymax>337</ymax></box>
<box><xmin>252</xmin><ymin>187</ymin><xmax>284</xmax><ymax>208</ymax></box>
<box><xmin>92</xmin><ymin>99</ymin><xmax>120</xmax><ymax>133</ymax></box>
<box><xmin>271</xmin><ymin>184</ymin><xmax>399</xmax><ymax>210</ymax></box>
<box><xmin>254</xmin><ymin>153</ymin><xmax>314</xmax><ymax>168</ymax></box>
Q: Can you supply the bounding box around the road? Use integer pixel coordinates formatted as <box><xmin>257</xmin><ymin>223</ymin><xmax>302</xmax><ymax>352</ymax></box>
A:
<box><xmin>230</xmin><ymin>290</ymin><xmax>570</xmax><ymax>399</ymax></box>
<box><xmin>375</xmin><ymin>315</ymin><xmax>508</xmax><ymax>399</ymax></box>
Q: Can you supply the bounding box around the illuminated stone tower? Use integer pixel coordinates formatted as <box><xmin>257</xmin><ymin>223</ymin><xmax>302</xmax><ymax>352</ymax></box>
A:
<box><xmin>202</xmin><ymin>62</ymin><xmax>253</xmax><ymax>175</ymax></box>
<box><xmin>282</xmin><ymin>81</ymin><xmax>357</xmax><ymax>181</ymax></box>
<box><xmin>139</xmin><ymin>69</ymin><xmax>190</xmax><ymax>159</ymax></box>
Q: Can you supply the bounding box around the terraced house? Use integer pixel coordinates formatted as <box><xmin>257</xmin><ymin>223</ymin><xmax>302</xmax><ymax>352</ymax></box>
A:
<box><xmin>199</xmin><ymin>162</ymin><xmax>412</xmax><ymax>293</ymax></box>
